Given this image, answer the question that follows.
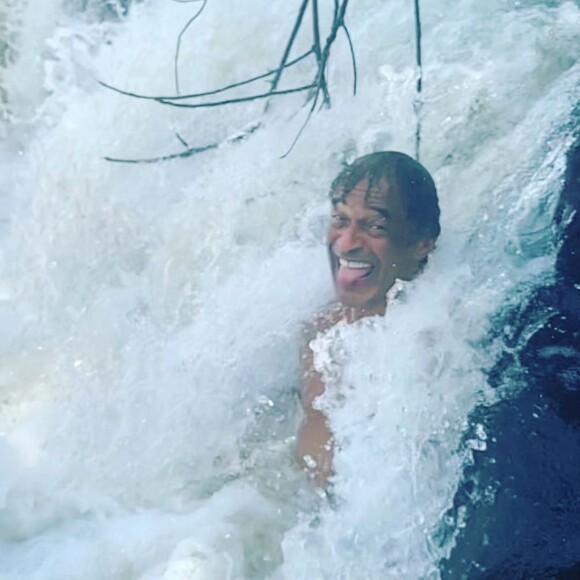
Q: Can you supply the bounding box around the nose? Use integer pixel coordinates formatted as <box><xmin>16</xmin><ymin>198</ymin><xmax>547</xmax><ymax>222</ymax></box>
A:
<box><xmin>334</xmin><ymin>222</ymin><xmax>364</xmax><ymax>255</ymax></box>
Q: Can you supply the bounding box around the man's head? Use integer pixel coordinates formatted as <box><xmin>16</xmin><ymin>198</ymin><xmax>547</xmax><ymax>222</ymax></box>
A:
<box><xmin>327</xmin><ymin>151</ymin><xmax>440</xmax><ymax>314</ymax></box>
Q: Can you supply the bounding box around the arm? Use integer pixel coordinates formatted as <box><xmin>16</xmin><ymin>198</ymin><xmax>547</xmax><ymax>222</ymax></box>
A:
<box><xmin>296</xmin><ymin>329</ymin><xmax>334</xmax><ymax>487</ymax></box>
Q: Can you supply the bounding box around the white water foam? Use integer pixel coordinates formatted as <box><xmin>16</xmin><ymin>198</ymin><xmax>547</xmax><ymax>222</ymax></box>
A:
<box><xmin>0</xmin><ymin>0</ymin><xmax>579</xmax><ymax>578</ymax></box>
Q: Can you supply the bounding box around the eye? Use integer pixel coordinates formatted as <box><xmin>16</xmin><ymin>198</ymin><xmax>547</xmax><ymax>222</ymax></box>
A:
<box><xmin>330</xmin><ymin>213</ymin><xmax>348</xmax><ymax>227</ymax></box>
<box><xmin>367</xmin><ymin>222</ymin><xmax>388</xmax><ymax>236</ymax></box>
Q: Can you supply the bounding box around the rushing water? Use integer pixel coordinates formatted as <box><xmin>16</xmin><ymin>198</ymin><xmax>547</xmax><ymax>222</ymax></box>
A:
<box><xmin>0</xmin><ymin>0</ymin><xmax>578</xmax><ymax>578</ymax></box>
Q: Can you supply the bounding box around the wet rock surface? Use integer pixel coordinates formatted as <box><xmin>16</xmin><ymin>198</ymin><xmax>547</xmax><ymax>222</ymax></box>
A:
<box><xmin>443</xmin><ymin>120</ymin><xmax>580</xmax><ymax>579</ymax></box>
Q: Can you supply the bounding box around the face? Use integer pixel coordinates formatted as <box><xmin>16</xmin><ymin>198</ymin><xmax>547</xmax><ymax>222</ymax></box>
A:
<box><xmin>327</xmin><ymin>179</ymin><xmax>433</xmax><ymax>314</ymax></box>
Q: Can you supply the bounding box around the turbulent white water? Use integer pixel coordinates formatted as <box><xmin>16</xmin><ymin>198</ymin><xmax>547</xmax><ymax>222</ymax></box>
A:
<box><xmin>0</xmin><ymin>0</ymin><xmax>578</xmax><ymax>578</ymax></box>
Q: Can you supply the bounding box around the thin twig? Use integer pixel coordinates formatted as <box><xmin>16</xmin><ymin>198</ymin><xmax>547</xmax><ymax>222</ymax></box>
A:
<box><xmin>313</xmin><ymin>0</ymin><xmax>349</xmax><ymax>100</ymax></box>
<box><xmin>105</xmin><ymin>121</ymin><xmax>262</xmax><ymax>165</ymax></box>
<box><xmin>269</xmin><ymin>0</ymin><xmax>310</xmax><ymax>94</ymax></box>
<box><xmin>310</xmin><ymin>2</ymin><xmax>350</xmax><ymax>108</ymax></box>
<box><xmin>105</xmin><ymin>142</ymin><xmax>218</xmax><ymax>164</ymax></box>
<box><xmin>174</xmin><ymin>0</ymin><xmax>208</xmax><ymax>94</ymax></box>
<box><xmin>311</xmin><ymin>0</ymin><xmax>330</xmax><ymax>105</ymax></box>
<box><xmin>175</xmin><ymin>133</ymin><xmax>190</xmax><ymax>148</ymax></box>
<box><xmin>99</xmin><ymin>50</ymin><xmax>313</xmax><ymax>102</ymax></box>
<box><xmin>342</xmin><ymin>22</ymin><xmax>357</xmax><ymax>95</ymax></box>
<box><xmin>280</xmin><ymin>83</ymin><xmax>321</xmax><ymax>158</ymax></box>
<box><xmin>281</xmin><ymin>0</ymin><xmax>351</xmax><ymax>157</ymax></box>
<box><xmin>320</xmin><ymin>0</ymin><xmax>349</xmax><ymax>69</ymax></box>
<box><xmin>158</xmin><ymin>84</ymin><xmax>316</xmax><ymax>109</ymax></box>
<box><xmin>413</xmin><ymin>0</ymin><xmax>423</xmax><ymax>161</ymax></box>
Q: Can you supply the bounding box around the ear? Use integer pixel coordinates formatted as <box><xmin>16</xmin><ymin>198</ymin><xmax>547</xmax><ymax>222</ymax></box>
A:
<box><xmin>397</xmin><ymin>237</ymin><xmax>437</xmax><ymax>281</ymax></box>
<box><xmin>413</xmin><ymin>238</ymin><xmax>436</xmax><ymax>260</ymax></box>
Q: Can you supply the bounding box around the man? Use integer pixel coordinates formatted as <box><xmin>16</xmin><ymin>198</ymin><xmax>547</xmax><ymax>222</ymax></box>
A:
<box><xmin>296</xmin><ymin>151</ymin><xmax>441</xmax><ymax>486</ymax></box>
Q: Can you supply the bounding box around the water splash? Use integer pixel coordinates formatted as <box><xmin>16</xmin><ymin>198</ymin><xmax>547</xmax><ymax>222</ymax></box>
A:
<box><xmin>0</xmin><ymin>0</ymin><xmax>578</xmax><ymax>578</ymax></box>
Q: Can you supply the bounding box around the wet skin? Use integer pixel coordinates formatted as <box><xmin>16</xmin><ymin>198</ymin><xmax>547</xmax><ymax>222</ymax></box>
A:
<box><xmin>297</xmin><ymin>179</ymin><xmax>435</xmax><ymax>486</ymax></box>
<box><xmin>328</xmin><ymin>180</ymin><xmax>432</xmax><ymax>317</ymax></box>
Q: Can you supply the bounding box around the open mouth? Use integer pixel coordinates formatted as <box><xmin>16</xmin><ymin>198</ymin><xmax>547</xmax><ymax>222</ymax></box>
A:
<box><xmin>338</xmin><ymin>258</ymin><xmax>373</xmax><ymax>270</ymax></box>
<box><xmin>336</xmin><ymin>257</ymin><xmax>375</xmax><ymax>286</ymax></box>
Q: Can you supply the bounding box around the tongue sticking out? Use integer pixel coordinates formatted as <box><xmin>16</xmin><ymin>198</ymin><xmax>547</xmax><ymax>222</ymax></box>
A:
<box><xmin>337</xmin><ymin>264</ymin><xmax>373</xmax><ymax>286</ymax></box>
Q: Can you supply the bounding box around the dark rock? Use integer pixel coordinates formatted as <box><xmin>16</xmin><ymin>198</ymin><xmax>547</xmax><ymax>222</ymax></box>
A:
<box><xmin>441</xmin><ymin>120</ymin><xmax>580</xmax><ymax>579</ymax></box>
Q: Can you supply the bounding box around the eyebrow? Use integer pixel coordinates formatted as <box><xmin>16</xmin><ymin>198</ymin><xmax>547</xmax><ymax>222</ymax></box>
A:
<box><xmin>331</xmin><ymin>200</ymin><xmax>391</xmax><ymax>220</ymax></box>
<box><xmin>367</xmin><ymin>207</ymin><xmax>391</xmax><ymax>220</ymax></box>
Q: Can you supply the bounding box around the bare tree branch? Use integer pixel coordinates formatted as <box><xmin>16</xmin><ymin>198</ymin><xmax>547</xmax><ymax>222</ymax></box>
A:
<box><xmin>269</xmin><ymin>0</ymin><xmax>311</xmax><ymax>95</ymax></box>
<box><xmin>157</xmin><ymin>84</ymin><xmax>316</xmax><ymax>109</ymax></box>
<box><xmin>280</xmin><ymin>81</ymin><xmax>322</xmax><ymax>158</ymax></box>
<box><xmin>104</xmin><ymin>121</ymin><xmax>261</xmax><ymax>164</ymax></box>
<box><xmin>281</xmin><ymin>0</ymin><xmax>351</xmax><ymax>157</ymax></box>
<box><xmin>320</xmin><ymin>0</ymin><xmax>349</xmax><ymax>74</ymax></box>
<box><xmin>308</xmin><ymin>0</ymin><xmax>349</xmax><ymax>109</ymax></box>
<box><xmin>105</xmin><ymin>142</ymin><xmax>217</xmax><ymax>164</ymax></box>
<box><xmin>342</xmin><ymin>21</ymin><xmax>357</xmax><ymax>95</ymax></box>
<box><xmin>99</xmin><ymin>50</ymin><xmax>313</xmax><ymax>102</ymax></box>
<box><xmin>102</xmin><ymin>0</ymin><xmax>356</xmax><ymax>163</ymax></box>
<box><xmin>311</xmin><ymin>0</ymin><xmax>330</xmax><ymax>106</ymax></box>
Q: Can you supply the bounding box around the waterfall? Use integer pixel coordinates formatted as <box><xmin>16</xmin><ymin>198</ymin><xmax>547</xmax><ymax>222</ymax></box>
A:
<box><xmin>0</xmin><ymin>0</ymin><xmax>578</xmax><ymax>578</ymax></box>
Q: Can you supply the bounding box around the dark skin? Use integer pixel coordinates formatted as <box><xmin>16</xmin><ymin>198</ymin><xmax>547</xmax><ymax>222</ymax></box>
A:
<box><xmin>296</xmin><ymin>179</ymin><xmax>435</xmax><ymax>487</ymax></box>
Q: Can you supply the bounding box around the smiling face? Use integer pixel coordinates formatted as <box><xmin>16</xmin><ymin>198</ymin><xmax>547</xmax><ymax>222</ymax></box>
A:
<box><xmin>327</xmin><ymin>179</ymin><xmax>434</xmax><ymax>315</ymax></box>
